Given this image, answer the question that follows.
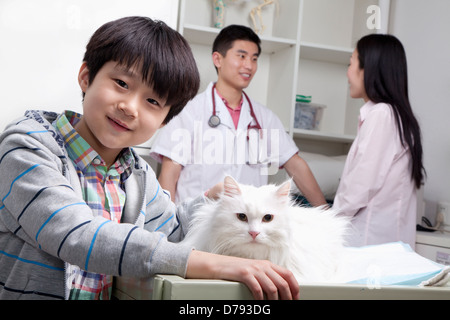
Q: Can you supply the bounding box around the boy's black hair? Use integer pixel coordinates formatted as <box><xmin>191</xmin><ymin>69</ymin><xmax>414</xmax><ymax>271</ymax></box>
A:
<box><xmin>83</xmin><ymin>16</ymin><xmax>200</xmax><ymax>124</ymax></box>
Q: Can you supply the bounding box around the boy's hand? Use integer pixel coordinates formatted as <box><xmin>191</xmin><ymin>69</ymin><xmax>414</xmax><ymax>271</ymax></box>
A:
<box><xmin>186</xmin><ymin>250</ymin><xmax>300</xmax><ymax>300</ymax></box>
<box><xmin>204</xmin><ymin>182</ymin><xmax>224</xmax><ymax>200</ymax></box>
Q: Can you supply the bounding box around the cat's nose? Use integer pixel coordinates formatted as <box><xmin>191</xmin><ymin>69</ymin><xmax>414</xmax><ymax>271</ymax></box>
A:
<box><xmin>248</xmin><ymin>231</ymin><xmax>260</xmax><ymax>240</ymax></box>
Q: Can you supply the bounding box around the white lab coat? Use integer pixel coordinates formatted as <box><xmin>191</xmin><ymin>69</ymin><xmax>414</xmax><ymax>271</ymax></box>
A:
<box><xmin>333</xmin><ymin>101</ymin><xmax>417</xmax><ymax>248</ymax></box>
<box><xmin>151</xmin><ymin>82</ymin><xmax>298</xmax><ymax>203</ymax></box>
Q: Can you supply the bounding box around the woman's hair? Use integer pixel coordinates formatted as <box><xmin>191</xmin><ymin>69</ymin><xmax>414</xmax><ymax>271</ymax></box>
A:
<box><xmin>357</xmin><ymin>34</ymin><xmax>425</xmax><ymax>188</ymax></box>
<box><xmin>82</xmin><ymin>16</ymin><xmax>200</xmax><ymax>124</ymax></box>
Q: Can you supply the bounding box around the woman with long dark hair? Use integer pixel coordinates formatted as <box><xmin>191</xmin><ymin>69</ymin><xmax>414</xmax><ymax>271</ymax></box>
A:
<box><xmin>334</xmin><ymin>34</ymin><xmax>425</xmax><ymax>248</ymax></box>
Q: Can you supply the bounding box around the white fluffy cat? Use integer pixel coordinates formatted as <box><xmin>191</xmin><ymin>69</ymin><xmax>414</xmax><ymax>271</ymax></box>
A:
<box><xmin>182</xmin><ymin>176</ymin><xmax>350</xmax><ymax>283</ymax></box>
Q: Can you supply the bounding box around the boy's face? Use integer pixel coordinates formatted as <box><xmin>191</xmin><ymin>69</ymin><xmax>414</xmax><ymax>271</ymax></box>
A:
<box><xmin>213</xmin><ymin>40</ymin><xmax>259</xmax><ymax>91</ymax></box>
<box><xmin>77</xmin><ymin>61</ymin><xmax>170</xmax><ymax>164</ymax></box>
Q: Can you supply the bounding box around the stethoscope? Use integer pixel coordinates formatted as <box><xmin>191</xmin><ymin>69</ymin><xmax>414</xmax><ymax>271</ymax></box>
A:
<box><xmin>208</xmin><ymin>83</ymin><xmax>263</xmax><ymax>139</ymax></box>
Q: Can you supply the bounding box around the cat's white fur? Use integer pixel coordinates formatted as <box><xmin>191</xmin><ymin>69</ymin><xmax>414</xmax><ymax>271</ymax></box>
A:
<box><xmin>182</xmin><ymin>176</ymin><xmax>350</xmax><ymax>283</ymax></box>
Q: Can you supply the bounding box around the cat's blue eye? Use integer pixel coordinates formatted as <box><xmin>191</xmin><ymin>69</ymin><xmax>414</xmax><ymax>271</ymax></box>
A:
<box><xmin>236</xmin><ymin>213</ymin><xmax>247</xmax><ymax>222</ymax></box>
<box><xmin>262</xmin><ymin>214</ymin><xmax>273</xmax><ymax>222</ymax></box>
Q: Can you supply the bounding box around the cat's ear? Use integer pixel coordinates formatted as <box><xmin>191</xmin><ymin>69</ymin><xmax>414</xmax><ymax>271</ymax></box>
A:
<box><xmin>224</xmin><ymin>176</ymin><xmax>241</xmax><ymax>197</ymax></box>
<box><xmin>276</xmin><ymin>180</ymin><xmax>291</xmax><ymax>200</ymax></box>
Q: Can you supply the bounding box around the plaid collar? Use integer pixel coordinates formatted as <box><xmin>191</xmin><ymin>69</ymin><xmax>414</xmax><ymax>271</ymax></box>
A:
<box><xmin>53</xmin><ymin>110</ymin><xmax>134</xmax><ymax>177</ymax></box>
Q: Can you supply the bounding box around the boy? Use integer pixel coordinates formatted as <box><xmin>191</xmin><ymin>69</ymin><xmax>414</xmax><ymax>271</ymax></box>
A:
<box><xmin>0</xmin><ymin>16</ymin><xmax>298</xmax><ymax>300</ymax></box>
<box><xmin>151</xmin><ymin>25</ymin><xmax>326</xmax><ymax>207</ymax></box>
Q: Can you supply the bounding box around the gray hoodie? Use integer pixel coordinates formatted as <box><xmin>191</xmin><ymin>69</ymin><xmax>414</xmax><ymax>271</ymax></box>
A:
<box><xmin>0</xmin><ymin>110</ymin><xmax>199</xmax><ymax>299</ymax></box>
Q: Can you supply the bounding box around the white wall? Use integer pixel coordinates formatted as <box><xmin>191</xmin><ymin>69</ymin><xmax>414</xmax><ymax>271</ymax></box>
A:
<box><xmin>389</xmin><ymin>0</ymin><xmax>450</xmax><ymax>220</ymax></box>
<box><xmin>0</xmin><ymin>0</ymin><xmax>179</xmax><ymax>131</ymax></box>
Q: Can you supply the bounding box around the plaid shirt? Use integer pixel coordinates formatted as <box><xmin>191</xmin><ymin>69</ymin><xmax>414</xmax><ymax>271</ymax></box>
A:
<box><xmin>53</xmin><ymin>111</ymin><xmax>134</xmax><ymax>299</ymax></box>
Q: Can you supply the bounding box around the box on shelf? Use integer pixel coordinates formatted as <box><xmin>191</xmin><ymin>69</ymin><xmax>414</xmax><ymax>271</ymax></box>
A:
<box><xmin>294</xmin><ymin>102</ymin><xmax>326</xmax><ymax>130</ymax></box>
<box><xmin>296</xmin><ymin>94</ymin><xmax>312</xmax><ymax>103</ymax></box>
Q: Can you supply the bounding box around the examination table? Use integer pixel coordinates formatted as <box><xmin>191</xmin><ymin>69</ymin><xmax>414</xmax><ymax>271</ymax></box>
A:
<box><xmin>113</xmin><ymin>242</ymin><xmax>450</xmax><ymax>300</ymax></box>
<box><xmin>113</xmin><ymin>274</ymin><xmax>450</xmax><ymax>300</ymax></box>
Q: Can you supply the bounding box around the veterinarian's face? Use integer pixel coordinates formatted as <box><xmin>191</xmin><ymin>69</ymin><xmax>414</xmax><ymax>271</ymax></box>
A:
<box><xmin>214</xmin><ymin>40</ymin><xmax>259</xmax><ymax>90</ymax></box>
<box><xmin>347</xmin><ymin>50</ymin><xmax>368</xmax><ymax>101</ymax></box>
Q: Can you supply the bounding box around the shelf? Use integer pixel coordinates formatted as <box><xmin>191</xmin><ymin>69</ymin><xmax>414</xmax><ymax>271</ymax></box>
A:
<box><xmin>183</xmin><ymin>24</ymin><xmax>297</xmax><ymax>54</ymax></box>
<box><xmin>300</xmin><ymin>41</ymin><xmax>353</xmax><ymax>64</ymax></box>
<box><xmin>293</xmin><ymin>128</ymin><xmax>355</xmax><ymax>143</ymax></box>
<box><xmin>178</xmin><ymin>0</ymin><xmax>368</xmax><ymax>156</ymax></box>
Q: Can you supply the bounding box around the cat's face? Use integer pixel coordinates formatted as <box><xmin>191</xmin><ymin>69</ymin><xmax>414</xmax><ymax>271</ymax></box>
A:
<box><xmin>211</xmin><ymin>177</ymin><xmax>292</xmax><ymax>254</ymax></box>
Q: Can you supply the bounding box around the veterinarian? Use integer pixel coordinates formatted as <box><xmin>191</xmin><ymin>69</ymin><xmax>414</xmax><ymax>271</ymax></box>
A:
<box><xmin>151</xmin><ymin>24</ymin><xmax>326</xmax><ymax>207</ymax></box>
<box><xmin>333</xmin><ymin>34</ymin><xmax>425</xmax><ymax>249</ymax></box>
